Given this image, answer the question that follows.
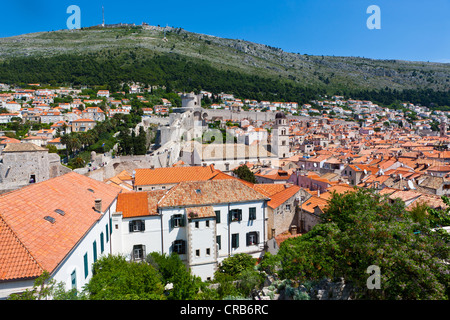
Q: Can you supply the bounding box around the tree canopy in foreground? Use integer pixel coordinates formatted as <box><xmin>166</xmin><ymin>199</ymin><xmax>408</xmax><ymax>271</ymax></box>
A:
<box><xmin>277</xmin><ymin>188</ymin><xmax>450</xmax><ymax>300</ymax></box>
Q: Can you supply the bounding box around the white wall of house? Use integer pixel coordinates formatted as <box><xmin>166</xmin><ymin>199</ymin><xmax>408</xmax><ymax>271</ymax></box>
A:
<box><xmin>0</xmin><ymin>200</ymin><xmax>117</xmax><ymax>299</ymax></box>
<box><xmin>111</xmin><ymin>214</ymin><xmax>162</xmax><ymax>259</ymax></box>
<box><xmin>50</xmin><ymin>200</ymin><xmax>117</xmax><ymax>294</ymax></box>
<box><xmin>111</xmin><ymin>200</ymin><xmax>267</xmax><ymax>281</ymax></box>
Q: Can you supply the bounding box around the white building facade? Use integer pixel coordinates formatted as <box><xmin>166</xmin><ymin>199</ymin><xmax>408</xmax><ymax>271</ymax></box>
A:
<box><xmin>112</xmin><ymin>179</ymin><xmax>269</xmax><ymax>281</ymax></box>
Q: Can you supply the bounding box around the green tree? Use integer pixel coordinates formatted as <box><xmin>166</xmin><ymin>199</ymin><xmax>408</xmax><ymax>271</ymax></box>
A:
<box><xmin>84</xmin><ymin>255</ymin><xmax>165</xmax><ymax>300</ymax></box>
<box><xmin>215</xmin><ymin>253</ymin><xmax>257</xmax><ymax>279</ymax></box>
<box><xmin>146</xmin><ymin>252</ymin><xmax>201</xmax><ymax>300</ymax></box>
<box><xmin>232</xmin><ymin>165</ymin><xmax>257</xmax><ymax>184</ymax></box>
<box><xmin>277</xmin><ymin>188</ymin><xmax>450</xmax><ymax>300</ymax></box>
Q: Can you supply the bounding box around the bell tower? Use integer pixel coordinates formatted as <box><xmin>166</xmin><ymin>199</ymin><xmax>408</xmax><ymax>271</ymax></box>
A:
<box><xmin>272</xmin><ymin>112</ymin><xmax>290</xmax><ymax>159</ymax></box>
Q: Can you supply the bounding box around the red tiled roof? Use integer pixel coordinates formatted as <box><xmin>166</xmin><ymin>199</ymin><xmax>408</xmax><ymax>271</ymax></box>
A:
<box><xmin>134</xmin><ymin>165</ymin><xmax>219</xmax><ymax>186</ymax></box>
<box><xmin>301</xmin><ymin>195</ymin><xmax>328</xmax><ymax>214</ymax></box>
<box><xmin>0</xmin><ymin>216</ymin><xmax>44</xmax><ymax>281</ymax></box>
<box><xmin>267</xmin><ymin>185</ymin><xmax>301</xmax><ymax>209</ymax></box>
<box><xmin>0</xmin><ymin>172</ymin><xmax>122</xmax><ymax>281</ymax></box>
<box><xmin>117</xmin><ymin>190</ymin><xmax>166</xmax><ymax>218</ymax></box>
<box><xmin>158</xmin><ymin>179</ymin><xmax>269</xmax><ymax>208</ymax></box>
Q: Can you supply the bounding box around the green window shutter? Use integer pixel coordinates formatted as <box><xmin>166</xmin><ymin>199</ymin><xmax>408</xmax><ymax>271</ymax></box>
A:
<box><xmin>105</xmin><ymin>224</ymin><xmax>109</xmax><ymax>242</ymax></box>
<box><xmin>84</xmin><ymin>253</ymin><xmax>88</xmax><ymax>278</ymax></box>
<box><xmin>93</xmin><ymin>241</ymin><xmax>97</xmax><ymax>262</ymax></box>
<box><xmin>232</xmin><ymin>234</ymin><xmax>239</xmax><ymax>248</ymax></box>
<box><xmin>181</xmin><ymin>240</ymin><xmax>186</xmax><ymax>254</ymax></box>
<box><xmin>249</xmin><ymin>207</ymin><xmax>256</xmax><ymax>220</ymax></box>
<box><xmin>100</xmin><ymin>232</ymin><xmax>104</xmax><ymax>253</ymax></box>
<box><xmin>71</xmin><ymin>270</ymin><xmax>77</xmax><ymax>289</ymax></box>
<box><xmin>180</xmin><ymin>215</ymin><xmax>186</xmax><ymax>227</ymax></box>
<box><xmin>129</xmin><ymin>221</ymin><xmax>134</xmax><ymax>232</ymax></box>
<box><xmin>109</xmin><ymin>218</ymin><xmax>112</xmax><ymax>235</ymax></box>
<box><xmin>215</xmin><ymin>210</ymin><xmax>220</xmax><ymax>223</ymax></box>
<box><xmin>238</xmin><ymin>209</ymin><xmax>242</xmax><ymax>221</ymax></box>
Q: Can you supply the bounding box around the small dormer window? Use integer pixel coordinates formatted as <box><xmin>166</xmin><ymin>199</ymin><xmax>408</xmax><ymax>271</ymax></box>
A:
<box><xmin>44</xmin><ymin>216</ymin><xmax>56</xmax><ymax>224</ymax></box>
<box><xmin>195</xmin><ymin>189</ymin><xmax>201</xmax><ymax>194</ymax></box>
<box><xmin>54</xmin><ymin>209</ymin><xmax>65</xmax><ymax>216</ymax></box>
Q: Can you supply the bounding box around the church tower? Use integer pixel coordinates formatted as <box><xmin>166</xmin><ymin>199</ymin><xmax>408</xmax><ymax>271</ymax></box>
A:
<box><xmin>440</xmin><ymin>116</ymin><xmax>447</xmax><ymax>137</ymax></box>
<box><xmin>272</xmin><ymin>112</ymin><xmax>290</xmax><ymax>159</ymax></box>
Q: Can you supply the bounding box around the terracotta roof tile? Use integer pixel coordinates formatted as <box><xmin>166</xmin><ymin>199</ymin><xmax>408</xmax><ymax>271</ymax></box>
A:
<box><xmin>158</xmin><ymin>179</ymin><xmax>269</xmax><ymax>208</ymax></box>
<box><xmin>301</xmin><ymin>196</ymin><xmax>328</xmax><ymax>214</ymax></box>
<box><xmin>185</xmin><ymin>206</ymin><xmax>216</xmax><ymax>219</ymax></box>
<box><xmin>267</xmin><ymin>185</ymin><xmax>301</xmax><ymax>209</ymax></box>
<box><xmin>134</xmin><ymin>165</ymin><xmax>219</xmax><ymax>186</ymax></box>
<box><xmin>0</xmin><ymin>216</ymin><xmax>44</xmax><ymax>281</ymax></box>
<box><xmin>0</xmin><ymin>172</ymin><xmax>121</xmax><ymax>281</ymax></box>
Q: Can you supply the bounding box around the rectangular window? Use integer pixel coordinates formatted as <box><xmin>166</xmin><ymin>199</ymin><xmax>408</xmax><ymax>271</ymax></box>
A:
<box><xmin>195</xmin><ymin>221</ymin><xmax>199</xmax><ymax>228</ymax></box>
<box><xmin>100</xmin><ymin>232</ymin><xmax>104</xmax><ymax>253</ymax></box>
<box><xmin>171</xmin><ymin>214</ymin><xmax>185</xmax><ymax>228</ymax></box>
<box><xmin>215</xmin><ymin>210</ymin><xmax>221</xmax><ymax>223</ymax></box>
<box><xmin>196</xmin><ymin>249</ymin><xmax>200</xmax><ymax>257</ymax></box>
<box><xmin>232</xmin><ymin>233</ymin><xmax>239</xmax><ymax>248</ymax></box>
<box><xmin>173</xmin><ymin>240</ymin><xmax>186</xmax><ymax>254</ymax></box>
<box><xmin>285</xmin><ymin>204</ymin><xmax>291</xmax><ymax>211</ymax></box>
<box><xmin>246</xmin><ymin>232</ymin><xmax>259</xmax><ymax>246</ymax></box>
<box><xmin>105</xmin><ymin>224</ymin><xmax>109</xmax><ymax>243</ymax></box>
<box><xmin>129</xmin><ymin>220</ymin><xmax>145</xmax><ymax>232</ymax></box>
<box><xmin>133</xmin><ymin>244</ymin><xmax>145</xmax><ymax>261</ymax></box>
<box><xmin>249</xmin><ymin>207</ymin><xmax>256</xmax><ymax>220</ymax></box>
<box><xmin>206</xmin><ymin>248</ymin><xmax>210</xmax><ymax>256</ymax></box>
<box><xmin>93</xmin><ymin>241</ymin><xmax>97</xmax><ymax>262</ymax></box>
<box><xmin>229</xmin><ymin>209</ymin><xmax>242</xmax><ymax>222</ymax></box>
<box><xmin>206</xmin><ymin>220</ymin><xmax>210</xmax><ymax>228</ymax></box>
<box><xmin>84</xmin><ymin>253</ymin><xmax>89</xmax><ymax>278</ymax></box>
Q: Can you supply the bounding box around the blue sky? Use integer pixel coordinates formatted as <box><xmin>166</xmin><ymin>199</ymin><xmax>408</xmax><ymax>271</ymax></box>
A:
<box><xmin>1</xmin><ymin>0</ymin><xmax>449</xmax><ymax>63</ymax></box>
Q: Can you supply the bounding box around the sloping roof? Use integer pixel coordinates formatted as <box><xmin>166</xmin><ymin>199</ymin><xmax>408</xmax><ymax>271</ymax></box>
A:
<box><xmin>0</xmin><ymin>215</ymin><xmax>44</xmax><ymax>281</ymax></box>
<box><xmin>0</xmin><ymin>172</ymin><xmax>122</xmax><ymax>281</ymax></box>
<box><xmin>253</xmin><ymin>184</ymin><xmax>287</xmax><ymax>197</ymax></box>
<box><xmin>267</xmin><ymin>185</ymin><xmax>301</xmax><ymax>209</ymax></box>
<box><xmin>301</xmin><ymin>196</ymin><xmax>328</xmax><ymax>214</ymax></box>
<box><xmin>185</xmin><ymin>206</ymin><xmax>216</xmax><ymax>219</ymax></box>
<box><xmin>134</xmin><ymin>165</ymin><xmax>219</xmax><ymax>186</ymax></box>
<box><xmin>158</xmin><ymin>179</ymin><xmax>269</xmax><ymax>208</ymax></box>
<box><xmin>2</xmin><ymin>142</ymin><xmax>47</xmax><ymax>152</ymax></box>
<box><xmin>319</xmin><ymin>184</ymin><xmax>356</xmax><ymax>201</ymax></box>
<box><xmin>117</xmin><ymin>192</ymin><xmax>149</xmax><ymax>218</ymax></box>
<box><xmin>255</xmin><ymin>170</ymin><xmax>291</xmax><ymax>181</ymax></box>
<box><xmin>117</xmin><ymin>190</ymin><xmax>167</xmax><ymax>218</ymax></box>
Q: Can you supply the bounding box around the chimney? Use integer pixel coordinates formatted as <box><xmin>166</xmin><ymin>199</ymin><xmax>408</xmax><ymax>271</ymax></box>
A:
<box><xmin>94</xmin><ymin>199</ymin><xmax>102</xmax><ymax>212</ymax></box>
<box><xmin>290</xmin><ymin>225</ymin><xmax>297</xmax><ymax>235</ymax></box>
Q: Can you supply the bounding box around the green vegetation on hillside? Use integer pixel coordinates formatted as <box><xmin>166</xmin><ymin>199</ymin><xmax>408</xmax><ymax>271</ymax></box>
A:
<box><xmin>0</xmin><ymin>48</ymin><xmax>449</xmax><ymax>108</ymax></box>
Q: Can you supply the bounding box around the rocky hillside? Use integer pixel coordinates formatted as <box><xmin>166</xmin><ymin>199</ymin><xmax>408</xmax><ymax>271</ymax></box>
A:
<box><xmin>0</xmin><ymin>25</ymin><xmax>449</xmax><ymax>93</ymax></box>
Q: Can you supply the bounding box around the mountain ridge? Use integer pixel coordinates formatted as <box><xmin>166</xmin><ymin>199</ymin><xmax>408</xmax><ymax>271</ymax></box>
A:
<box><xmin>0</xmin><ymin>25</ymin><xmax>449</xmax><ymax>107</ymax></box>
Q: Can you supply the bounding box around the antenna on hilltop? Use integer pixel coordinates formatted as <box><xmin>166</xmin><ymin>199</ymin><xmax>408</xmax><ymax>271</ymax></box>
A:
<box><xmin>102</xmin><ymin>6</ymin><xmax>105</xmax><ymax>27</ymax></box>
<box><xmin>163</xmin><ymin>24</ymin><xmax>168</xmax><ymax>42</ymax></box>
